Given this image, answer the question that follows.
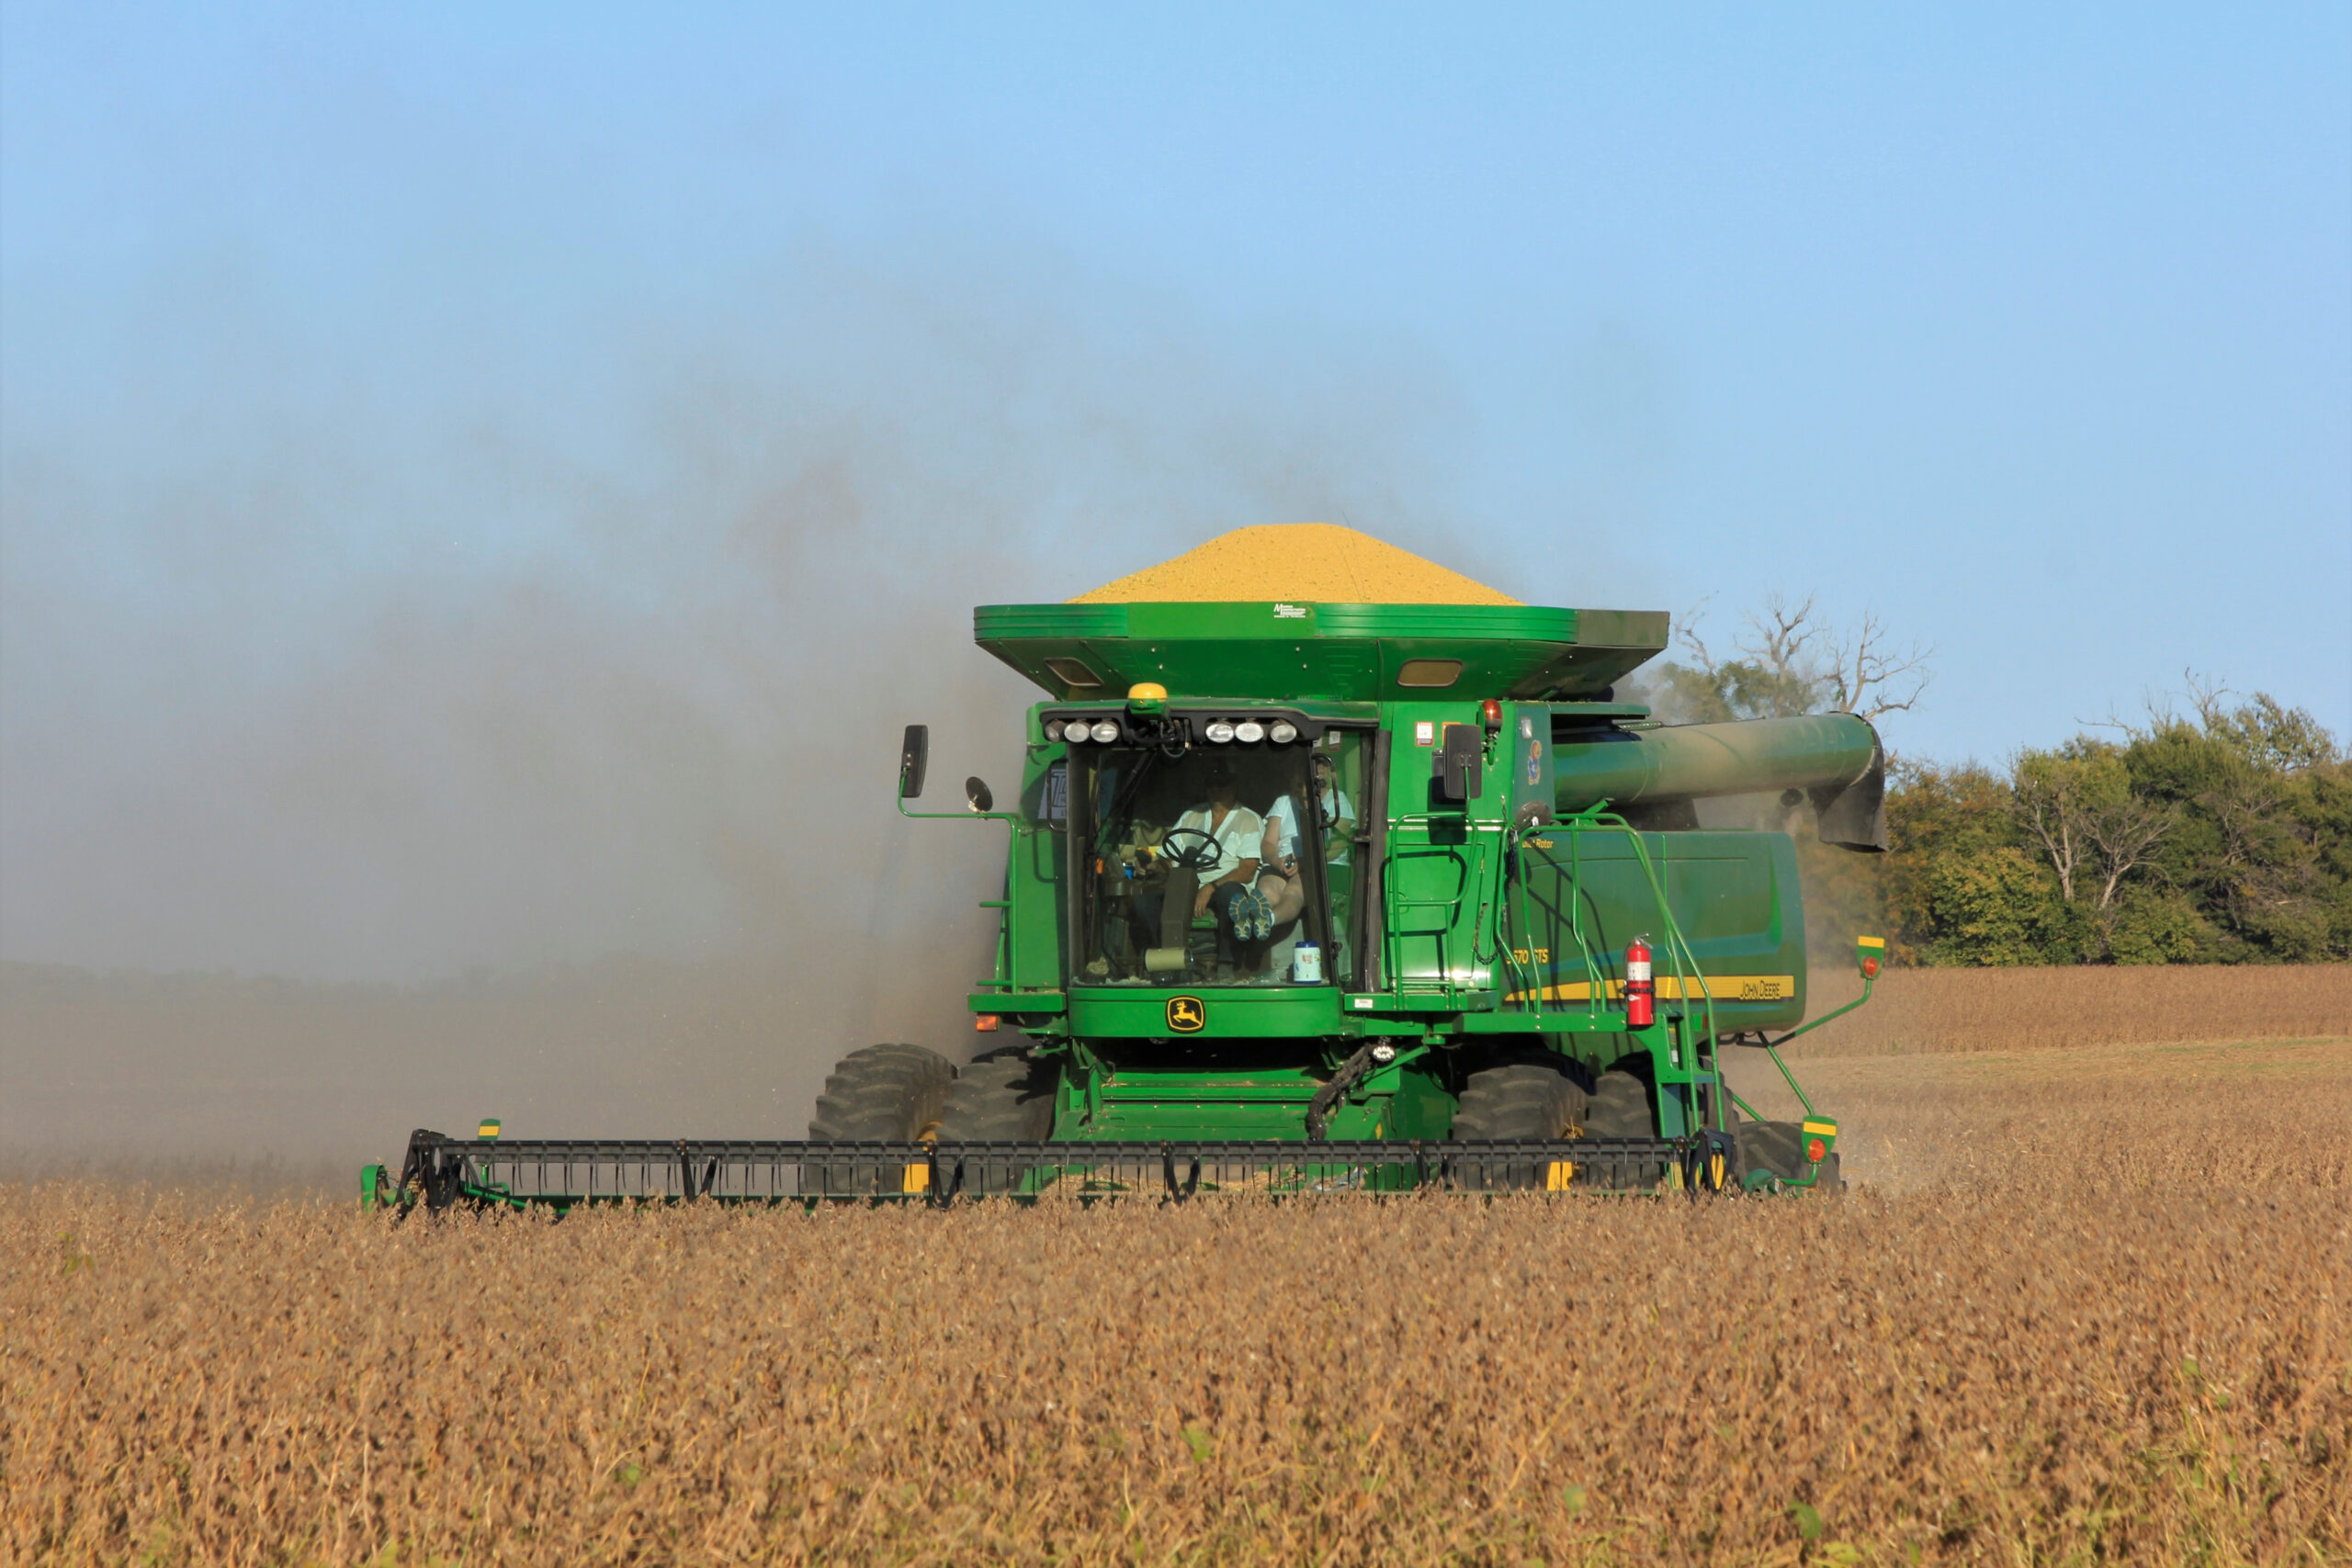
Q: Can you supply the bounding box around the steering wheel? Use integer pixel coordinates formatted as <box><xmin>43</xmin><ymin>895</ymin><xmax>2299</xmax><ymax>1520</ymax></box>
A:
<box><xmin>1156</xmin><ymin>826</ymin><xmax>1224</xmax><ymax>873</ymax></box>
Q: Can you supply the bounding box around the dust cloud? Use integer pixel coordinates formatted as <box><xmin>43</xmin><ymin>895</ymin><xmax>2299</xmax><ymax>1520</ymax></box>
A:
<box><xmin>0</xmin><ymin>244</ymin><xmax>1477</xmax><ymax>1170</ymax></box>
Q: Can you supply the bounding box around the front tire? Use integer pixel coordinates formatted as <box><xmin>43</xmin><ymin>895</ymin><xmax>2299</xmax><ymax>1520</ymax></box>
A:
<box><xmin>807</xmin><ymin>1043</ymin><xmax>954</xmax><ymax>1193</ymax></box>
<box><xmin>933</xmin><ymin>1047</ymin><xmax>1057</xmax><ymax>1193</ymax></box>
<box><xmin>1448</xmin><ymin>1057</ymin><xmax>1588</xmax><ymax>1190</ymax></box>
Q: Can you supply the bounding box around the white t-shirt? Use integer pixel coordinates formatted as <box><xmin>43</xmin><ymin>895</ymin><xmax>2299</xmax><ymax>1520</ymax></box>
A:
<box><xmin>1171</xmin><ymin>805</ymin><xmax>1265</xmax><ymax>881</ymax></box>
<box><xmin>1264</xmin><ymin>787</ymin><xmax>1357</xmax><ymax>865</ymax></box>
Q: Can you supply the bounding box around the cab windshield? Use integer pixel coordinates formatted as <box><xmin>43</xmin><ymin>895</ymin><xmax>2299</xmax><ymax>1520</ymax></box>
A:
<box><xmin>1070</xmin><ymin>734</ymin><xmax>1363</xmax><ymax>987</ymax></box>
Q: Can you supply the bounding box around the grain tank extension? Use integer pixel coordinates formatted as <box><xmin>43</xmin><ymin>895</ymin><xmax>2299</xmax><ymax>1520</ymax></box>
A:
<box><xmin>373</xmin><ymin>528</ymin><xmax>1881</xmax><ymax>1207</ymax></box>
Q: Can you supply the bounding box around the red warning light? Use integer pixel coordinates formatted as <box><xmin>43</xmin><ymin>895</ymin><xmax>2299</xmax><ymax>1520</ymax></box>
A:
<box><xmin>975</xmin><ymin>1014</ymin><xmax>1001</xmax><ymax>1032</ymax></box>
<box><xmin>1480</xmin><ymin>698</ymin><xmax>1502</xmax><ymax>729</ymax></box>
<box><xmin>1806</xmin><ymin>1137</ymin><xmax>1827</xmax><ymax>1164</ymax></box>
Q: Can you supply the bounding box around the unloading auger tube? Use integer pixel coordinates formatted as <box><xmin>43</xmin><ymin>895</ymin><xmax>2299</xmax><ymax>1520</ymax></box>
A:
<box><xmin>365</xmin><ymin>1128</ymin><xmax>1748</xmax><ymax>1212</ymax></box>
<box><xmin>1551</xmin><ymin>712</ymin><xmax>1887</xmax><ymax>851</ymax></box>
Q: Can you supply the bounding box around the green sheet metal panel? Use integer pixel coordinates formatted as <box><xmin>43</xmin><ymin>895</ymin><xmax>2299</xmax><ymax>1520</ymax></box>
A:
<box><xmin>974</xmin><ymin>601</ymin><xmax>1668</xmax><ymax>702</ymax></box>
<box><xmin>1509</xmin><ymin>829</ymin><xmax>1809</xmax><ymax>1030</ymax></box>
<box><xmin>1380</xmin><ymin>700</ymin><xmax>1507</xmax><ymax>998</ymax></box>
<box><xmin>1065</xmin><ymin>987</ymin><xmax>1349</xmax><ymax>1040</ymax></box>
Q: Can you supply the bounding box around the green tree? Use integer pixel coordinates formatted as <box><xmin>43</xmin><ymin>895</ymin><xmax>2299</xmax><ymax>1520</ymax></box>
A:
<box><xmin>1918</xmin><ymin>845</ymin><xmax>2075</xmax><ymax>965</ymax></box>
<box><xmin>2120</xmin><ymin>682</ymin><xmax>2345</xmax><ymax>963</ymax></box>
<box><xmin>1876</xmin><ymin>759</ymin><xmax>2070</xmax><ymax>964</ymax></box>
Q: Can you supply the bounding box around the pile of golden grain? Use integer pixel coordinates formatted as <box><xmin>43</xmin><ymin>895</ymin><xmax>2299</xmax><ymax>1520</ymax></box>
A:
<box><xmin>8</xmin><ymin>1040</ymin><xmax>2347</xmax><ymax>1566</ymax></box>
<box><xmin>1067</xmin><ymin>523</ymin><xmax>1521</xmax><ymax>605</ymax></box>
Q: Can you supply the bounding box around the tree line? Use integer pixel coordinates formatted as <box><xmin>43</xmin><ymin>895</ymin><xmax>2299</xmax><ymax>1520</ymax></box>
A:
<box><xmin>1645</xmin><ymin>597</ymin><xmax>2349</xmax><ymax>965</ymax></box>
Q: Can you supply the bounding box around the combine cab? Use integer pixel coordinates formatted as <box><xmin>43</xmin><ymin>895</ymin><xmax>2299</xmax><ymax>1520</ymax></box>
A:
<box><xmin>373</xmin><ymin>532</ymin><xmax>1883</xmax><ymax>1209</ymax></box>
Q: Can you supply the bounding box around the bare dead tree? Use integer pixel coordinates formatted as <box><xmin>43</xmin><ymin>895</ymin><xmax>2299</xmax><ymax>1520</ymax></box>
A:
<box><xmin>1672</xmin><ymin>596</ymin><xmax>1720</xmax><ymax>671</ymax></box>
<box><xmin>1746</xmin><ymin>592</ymin><xmax>1824</xmax><ymax>688</ymax></box>
<box><xmin>2185</xmin><ymin>669</ymin><xmax>2233</xmax><ymax>732</ymax></box>
<box><xmin>1665</xmin><ymin>592</ymin><xmax>1933</xmax><ymax>726</ymax></box>
<box><xmin>1824</xmin><ymin>611</ymin><xmax>1933</xmax><ymax>723</ymax></box>
<box><xmin>2084</xmin><ymin>796</ymin><xmax>2174</xmax><ymax>911</ymax></box>
<box><xmin>2011</xmin><ymin>765</ymin><xmax>2083</xmax><ymax>904</ymax></box>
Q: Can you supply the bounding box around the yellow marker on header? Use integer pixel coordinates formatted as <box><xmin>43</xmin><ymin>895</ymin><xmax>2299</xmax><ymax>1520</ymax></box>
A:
<box><xmin>478</xmin><ymin>1118</ymin><xmax>502</xmax><ymax>1140</ymax></box>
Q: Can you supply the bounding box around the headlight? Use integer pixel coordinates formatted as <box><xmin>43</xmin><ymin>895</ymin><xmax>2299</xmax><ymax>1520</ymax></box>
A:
<box><xmin>1204</xmin><ymin>719</ymin><xmax>1236</xmax><ymax>743</ymax></box>
<box><xmin>1267</xmin><ymin>721</ymin><xmax>1297</xmax><ymax>744</ymax></box>
<box><xmin>1090</xmin><ymin>719</ymin><xmax>1121</xmax><ymax>743</ymax></box>
<box><xmin>1234</xmin><ymin>720</ymin><xmax>1265</xmax><ymax>743</ymax></box>
<box><xmin>1043</xmin><ymin>719</ymin><xmax>1065</xmax><ymax>742</ymax></box>
<box><xmin>1062</xmin><ymin>721</ymin><xmax>1090</xmax><ymax>743</ymax></box>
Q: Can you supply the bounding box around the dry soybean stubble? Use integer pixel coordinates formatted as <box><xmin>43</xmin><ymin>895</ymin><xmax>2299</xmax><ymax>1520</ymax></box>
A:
<box><xmin>7</xmin><ymin>1037</ymin><xmax>2348</xmax><ymax>1567</ymax></box>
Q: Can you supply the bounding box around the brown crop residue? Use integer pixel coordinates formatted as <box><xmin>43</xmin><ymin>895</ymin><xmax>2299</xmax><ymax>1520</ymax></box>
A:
<box><xmin>1785</xmin><ymin>961</ymin><xmax>2352</xmax><ymax>1055</ymax></box>
<box><xmin>10</xmin><ymin>1038</ymin><xmax>2348</xmax><ymax>1566</ymax></box>
<box><xmin>1067</xmin><ymin>522</ymin><xmax>1522</xmax><ymax>604</ymax></box>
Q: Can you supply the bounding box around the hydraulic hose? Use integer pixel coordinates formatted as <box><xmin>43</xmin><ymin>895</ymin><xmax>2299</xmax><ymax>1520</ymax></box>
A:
<box><xmin>1306</xmin><ymin>1043</ymin><xmax>1396</xmax><ymax>1142</ymax></box>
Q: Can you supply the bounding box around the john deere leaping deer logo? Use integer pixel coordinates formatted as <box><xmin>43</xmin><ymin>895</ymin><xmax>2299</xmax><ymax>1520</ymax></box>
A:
<box><xmin>1166</xmin><ymin>996</ymin><xmax>1207</xmax><ymax>1033</ymax></box>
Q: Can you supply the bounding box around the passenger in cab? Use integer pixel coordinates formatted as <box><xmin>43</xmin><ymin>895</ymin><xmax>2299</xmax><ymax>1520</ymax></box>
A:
<box><xmin>1258</xmin><ymin>764</ymin><xmax>1356</xmax><ymax>928</ymax></box>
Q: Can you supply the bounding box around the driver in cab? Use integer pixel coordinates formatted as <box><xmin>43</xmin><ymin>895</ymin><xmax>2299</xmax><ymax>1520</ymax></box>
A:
<box><xmin>1129</xmin><ymin>759</ymin><xmax>1276</xmax><ymax>977</ymax></box>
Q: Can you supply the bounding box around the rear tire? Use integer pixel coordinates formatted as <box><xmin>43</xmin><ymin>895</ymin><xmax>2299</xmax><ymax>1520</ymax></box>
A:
<box><xmin>1582</xmin><ymin>1070</ymin><xmax>1653</xmax><ymax>1138</ymax></box>
<box><xmin>806</xmin><ymin>1043</ymin><xmax>954</xmax><ymax>1194</ymax></box>
<box><xmin>1729</xmin><ymin>1111</ymin><xmax>1840</xmax><ymax>1195</ymax></box>
<box><xmin>1448</xmin><ymin>1057</ymin><xmax>1588</xmax><ymax>1190</ymax></box>
<box><xmin>933</xmin><ymin>1047</ymin><xmax>1057</xmax><ymax>1193</ymax></box>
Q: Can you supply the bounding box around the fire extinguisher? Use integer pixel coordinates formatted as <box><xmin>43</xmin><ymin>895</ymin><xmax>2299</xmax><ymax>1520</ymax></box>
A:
<box><xmin>1623</xmin><ymin>936</ymin><xmax>1655</xmax><ymax>1030</ymax></box>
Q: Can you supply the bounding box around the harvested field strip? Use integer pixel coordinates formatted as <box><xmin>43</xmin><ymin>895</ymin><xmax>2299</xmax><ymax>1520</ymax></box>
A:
<box><xmin>7</xmin><ymin>1043</ymin><xmax>2348</xmax><ymax>1566</ymax></box>
<box><xmin>1730</xmin><ymin>1035</ymin><xmax>2351</xmax><ymax>1194</ymax></box>
<box><xmin>1787</xmin><ymin>962</ymin><xmax>2352</xmax><ymax>1055</ymax></box>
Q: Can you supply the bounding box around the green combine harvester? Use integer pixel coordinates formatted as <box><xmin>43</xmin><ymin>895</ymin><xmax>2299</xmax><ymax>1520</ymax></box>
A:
<box><xmin>373</xmin><ymin>529</ymin><xmax>1884</xmax><ymax>1209</ymax></box>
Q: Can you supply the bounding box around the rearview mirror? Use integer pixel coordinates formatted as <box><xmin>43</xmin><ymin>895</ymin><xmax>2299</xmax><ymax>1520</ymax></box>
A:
<box><xmin>899</xmin><ymin>725</ymin><xmax>929</xmax><ymax>800</ymax></box>
<box><xmin>965</xmin><ymin>776</ymin><xmax>994</xmax><ymax>814</ymax></box>
<box><xmin>1434</xmin><ymin>723</ymin><xmax>1483</xmax><ymax>804</ymax></box>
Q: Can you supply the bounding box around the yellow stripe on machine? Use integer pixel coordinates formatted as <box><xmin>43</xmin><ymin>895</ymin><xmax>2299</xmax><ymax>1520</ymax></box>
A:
<box><xmin>1506</xmin><ymin>975</ymin><xmax>1798</xmax><ymax>1003</ymax></box>
<box><xmin>1856</xmin><ymin>935</ymin><xmax>1885</xmax><ymax>950</ymax></box>
<box><xmin>1802</xmin><ymin>1120</ymin><xmax>1838</xmax><ymax>1138</ymax></box>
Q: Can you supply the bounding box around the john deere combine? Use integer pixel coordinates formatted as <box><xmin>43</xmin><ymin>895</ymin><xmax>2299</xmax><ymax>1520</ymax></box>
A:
<box><xmin>375</xmin><ymin>533</ymin><xmax>1884</xmax><ymax>1209</ymax></box>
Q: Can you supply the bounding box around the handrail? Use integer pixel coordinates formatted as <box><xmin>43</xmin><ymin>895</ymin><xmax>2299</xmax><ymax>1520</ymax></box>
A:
<box><xmin>1508</xmin><ymin>806</ymin><xmax>1727</xmax><ymax>1129</ymax></box>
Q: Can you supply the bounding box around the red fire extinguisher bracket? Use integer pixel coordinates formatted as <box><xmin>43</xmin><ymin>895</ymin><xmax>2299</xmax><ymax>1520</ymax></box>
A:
<box><xmin>1623</xmin><ymin>936</ymin><xmax>1655</xmax><ymax>1030</ymax></box>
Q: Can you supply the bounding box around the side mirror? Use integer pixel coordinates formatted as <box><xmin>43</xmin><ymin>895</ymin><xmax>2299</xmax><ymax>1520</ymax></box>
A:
<box><xmin>965</xmin><ymin>776</ymin><xmax>994</xmax><ymax>814</ymax></box>
<box><xmin>1434</xmin><ymin>723</ymin><xmax>1483</xmax><ymax>804</ymax></box>
<box><xmin>899</xmin><ymin>725</ymin><xmax>929</xmax><ymax>800</ymax></box>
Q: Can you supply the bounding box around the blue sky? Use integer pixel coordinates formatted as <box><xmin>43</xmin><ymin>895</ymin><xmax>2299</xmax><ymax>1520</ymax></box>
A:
<box><xmin>4</xmin><ymin>4</ymin><xmax>2347</xmax><ymax>976</ymax></box>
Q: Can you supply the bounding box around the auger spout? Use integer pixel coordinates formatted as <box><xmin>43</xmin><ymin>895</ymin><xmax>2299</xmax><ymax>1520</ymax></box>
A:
<box><xmin>1553</xmin><ymin>713</ymin><xmax>1886</xmax><ymax>851</ymax></box>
